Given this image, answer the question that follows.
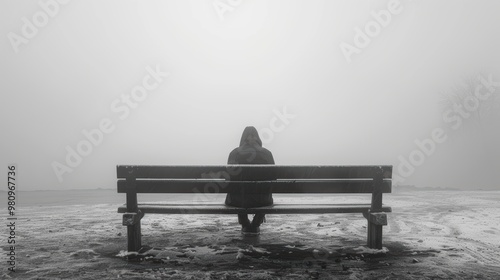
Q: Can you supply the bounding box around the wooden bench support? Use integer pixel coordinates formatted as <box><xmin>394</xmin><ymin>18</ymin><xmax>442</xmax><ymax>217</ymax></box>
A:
<box><xmin>122</xmin><ymin>211</ymin><xmax>144</xmax><ymax>226</ymax></box>
<box><xmin>123</xmin><ymin>211</ymin><xmax>145</xmax><ymax>252</ymax></box>
<box><xmin>124</xmin><ymin>171</ymin><xmax>144</xmax><ymax>253</ymax></box>
<box><xmin>127</xmin><ymin>223</ymin><xmax>142</xmax><ymax>253</ymax></box>
<box><xmin>363</xmin><ymin>212</ymin><xmax>387</xmax><ymax>226</ymax></box>
<box><xmin>364</xmin><ymin>212</ymin><xmax>387</xmax><ymax>249</ymax></box>
<box><xmin>367</xmin><ymin>221</ymin><xmax>383</xmax><ymax>249</ymax></box>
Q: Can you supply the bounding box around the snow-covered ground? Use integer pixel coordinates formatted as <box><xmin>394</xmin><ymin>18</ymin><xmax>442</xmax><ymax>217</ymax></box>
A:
<box><xmin>2</xmin><ymin>190</ymin><xmax>500</xmax><ymax>279</ymax></box>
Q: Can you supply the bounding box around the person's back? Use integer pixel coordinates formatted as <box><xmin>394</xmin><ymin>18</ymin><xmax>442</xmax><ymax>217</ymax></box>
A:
<box><xmin>225</xmin><ymin>126</ymin><xmax>275</xmax><ymax>234</ymax></box>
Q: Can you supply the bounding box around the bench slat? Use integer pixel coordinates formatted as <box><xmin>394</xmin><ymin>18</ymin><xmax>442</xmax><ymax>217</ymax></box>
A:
<box><xmin>117</xmin><ymin>165</ymin><xmax>393</xmax><ymax>179</ymax></box>
<box><xmin>117</xmin><ymin>204</ymin><xmax>392</xmax><ymax>214</ymax></box>
<box><xmin>117</xmin><ymin>179</ymin><xmax>392</xmax><ymax>193</ymax></box>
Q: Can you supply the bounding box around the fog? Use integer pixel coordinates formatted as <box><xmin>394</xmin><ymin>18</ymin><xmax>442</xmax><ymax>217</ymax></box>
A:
<box><xmin>1</xmin><ymin>0</ymin><xmax>499</xmax><ymax>191</ymax></box>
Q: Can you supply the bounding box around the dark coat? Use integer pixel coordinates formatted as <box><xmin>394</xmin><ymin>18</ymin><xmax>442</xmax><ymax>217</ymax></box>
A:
<box><xmin>225</xmin><ymin>127</ymin><xmax>275</xmax><ymax>208</ymax></box>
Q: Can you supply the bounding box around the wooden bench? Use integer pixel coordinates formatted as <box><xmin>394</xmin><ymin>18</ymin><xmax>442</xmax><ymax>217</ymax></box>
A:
<box><xmin>117</xmin><ymin>165</ymin><xmax>392</xmax><ymax>253</ymax></box>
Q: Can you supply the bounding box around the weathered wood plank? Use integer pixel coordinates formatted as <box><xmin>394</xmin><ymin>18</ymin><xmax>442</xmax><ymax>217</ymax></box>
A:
<box><xmin>117</xmin><ymin>179</ymin><xmax>392</xmax><ymax>193</ymax></box>
<box><xmin>117</xmin><ymin>204</ymin><xmax>392</xmax><ymax>214</ymax></box>
<box><xmin>117</xmin><ymin>165</ymin><xmax>393</xmax><ymax>179</ymax></box>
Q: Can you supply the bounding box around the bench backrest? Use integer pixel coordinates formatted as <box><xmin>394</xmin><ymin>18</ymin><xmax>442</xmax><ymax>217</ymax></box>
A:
<box><xmin>117</xmin><ymin>165</ymin><xmax>392</xmax><ymax>194</ymax></box>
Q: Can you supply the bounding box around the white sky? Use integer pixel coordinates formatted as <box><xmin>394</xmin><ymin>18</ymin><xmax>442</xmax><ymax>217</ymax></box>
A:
<box><xmin>1</xmin><ymin>0</ymin><xmax>499</xmax><ymax>191</ymax></box>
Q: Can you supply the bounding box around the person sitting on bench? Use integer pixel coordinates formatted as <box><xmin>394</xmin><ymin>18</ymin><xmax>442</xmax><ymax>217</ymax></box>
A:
<box><xmin>225</xmin><ymin>126</ymin><xmax>275</xmax><ymax>235</ymax></box>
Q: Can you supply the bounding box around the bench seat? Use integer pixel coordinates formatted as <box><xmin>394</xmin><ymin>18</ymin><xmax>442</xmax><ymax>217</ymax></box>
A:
<box><xmin>118</xmin><ymin>203</ymin><xmax>392</xmax><ymax>215</ymax></box>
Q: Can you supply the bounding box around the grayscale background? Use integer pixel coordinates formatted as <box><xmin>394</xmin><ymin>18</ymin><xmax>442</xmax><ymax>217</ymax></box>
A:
<box><xmin>1</xmin><ymin>0</ymin><xmax>499</xmax><ymax>191</ymax></box>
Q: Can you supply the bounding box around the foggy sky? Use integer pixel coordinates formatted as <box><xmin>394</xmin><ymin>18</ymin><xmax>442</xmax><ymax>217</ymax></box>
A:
<box><xmin>1</xmin><ymin>0</ymin><xmax>499</xmax><ymax>191</ymax></box>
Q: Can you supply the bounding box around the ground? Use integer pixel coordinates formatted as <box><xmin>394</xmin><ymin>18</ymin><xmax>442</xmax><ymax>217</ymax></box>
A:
<box><xmin>2</xmin><ymin>190</ymin><xmax>500</xmax><ymax>279</ymax></box>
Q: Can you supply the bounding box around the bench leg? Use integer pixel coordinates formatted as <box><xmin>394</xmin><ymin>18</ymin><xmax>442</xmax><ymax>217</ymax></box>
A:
<box><xmin>364</xmin><ymin>212</ymin><xmax>387</xmax><ymax>249</ymax></box>
<box><xmin>367</xmin><ymin>222</ymin><xmax>383</xmax><ymax>249</ymax></box>
<box><xmin>127</xmin><ymin>222</ymin><xmax>142</xmax><ymax>252</ymax></box>
<box><xmin>123</xmin><ymin>211</ymin><xmax>144</xmax><ymax>253</ymax></box>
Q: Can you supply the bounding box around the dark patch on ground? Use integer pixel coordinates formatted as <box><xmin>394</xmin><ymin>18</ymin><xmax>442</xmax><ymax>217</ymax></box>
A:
<box><xmin>112</xmin><ymin>240</ymin><xmax>455</xmax><ymax>279</ymax></box>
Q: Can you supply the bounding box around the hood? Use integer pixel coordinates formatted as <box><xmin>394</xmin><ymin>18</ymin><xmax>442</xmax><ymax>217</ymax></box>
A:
<box><xmin>239</xmin><ymin>126</ymin><xmax>263</xmax><ymax>147</ymax></box>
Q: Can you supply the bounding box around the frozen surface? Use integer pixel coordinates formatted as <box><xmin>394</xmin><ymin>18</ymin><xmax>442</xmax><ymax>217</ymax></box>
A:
<box><xmin>2</xmin><ymin>190</ymin><xmax>500</xmax><ymax>279</ymax></box>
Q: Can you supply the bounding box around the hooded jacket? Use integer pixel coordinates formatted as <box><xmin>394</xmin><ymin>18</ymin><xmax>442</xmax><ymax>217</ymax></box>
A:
<box><xmin>225</xmin><ymin>126</ymin><xmax>275</xmax><ymax>207</ymax></box>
